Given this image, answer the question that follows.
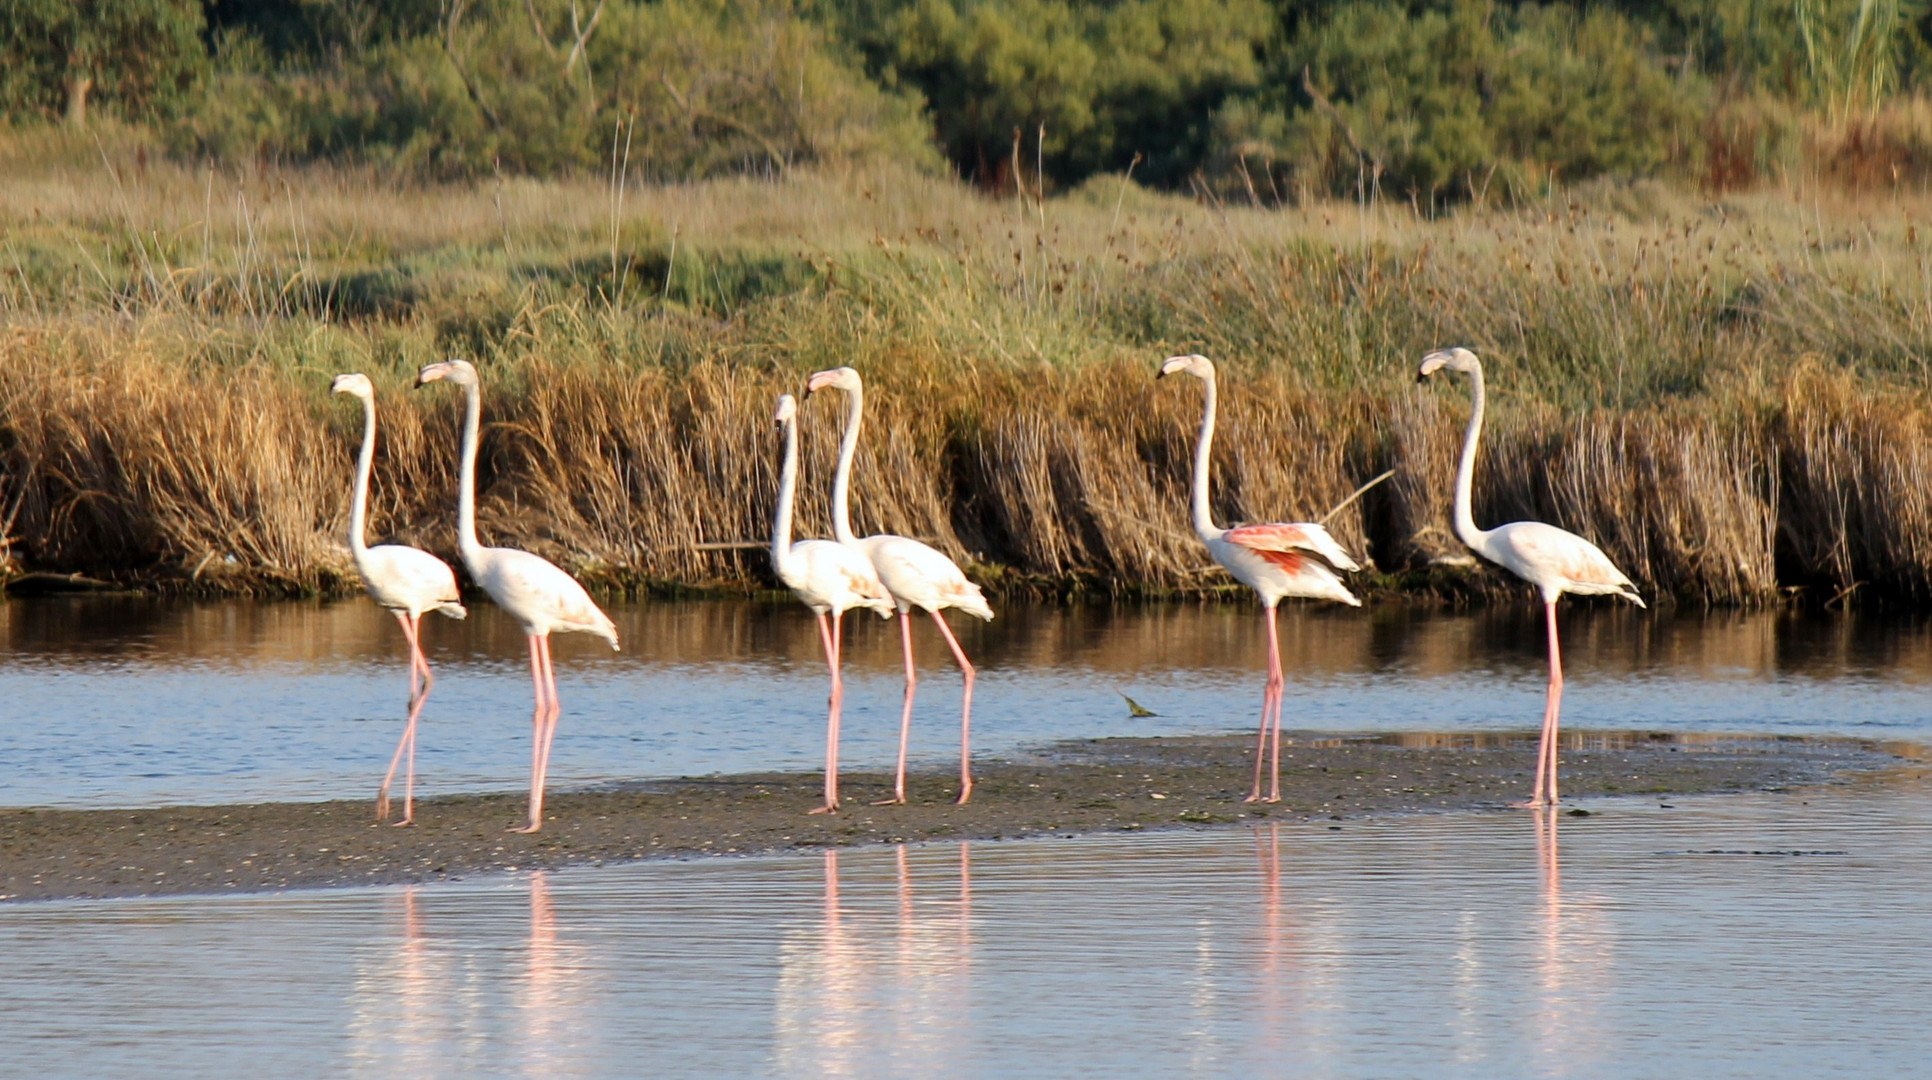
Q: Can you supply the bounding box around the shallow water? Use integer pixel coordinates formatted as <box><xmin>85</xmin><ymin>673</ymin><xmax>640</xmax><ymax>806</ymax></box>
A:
<box><xmin>3</xmin><ymin>597</ymin><xmax>1931</xmax><ymax>808</ymax></box>
<box><xmin>2</xmin><ymin>777</ymin><xmax>1926</xmax><ymax>1078</ymax></box>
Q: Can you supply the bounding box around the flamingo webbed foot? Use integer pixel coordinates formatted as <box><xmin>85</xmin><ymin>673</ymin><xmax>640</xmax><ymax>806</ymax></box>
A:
<box><xmin>509</xmin><ymin>822</ymin><xmax>543</xmax><ymax>833</ymax></box>
<box><xmin>955</xmin><ymin>784</ymin><xmax>974</xmax><ymax>806</ymax></box>
<box><xmin>871</xmin><ymin>796</ymin><xmax>906</xmax><ymax>806</ymax></box>
<box><xmin>808</xmin><ymin>804</ymin><xmax>839</xmax><ymax>815</ymax></box>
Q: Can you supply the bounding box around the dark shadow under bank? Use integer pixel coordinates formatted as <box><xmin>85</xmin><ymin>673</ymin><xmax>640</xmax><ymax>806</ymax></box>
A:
<box><xmin>2</xmin><ymin>731</ymin><xmax>1915</xmax><ymax>903</ymax></box>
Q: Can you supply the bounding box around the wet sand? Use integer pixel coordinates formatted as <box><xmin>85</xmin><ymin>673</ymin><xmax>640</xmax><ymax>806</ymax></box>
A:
<box><xmin>1</xmin><ymin>731</ymin><xmax>1911</xmax><ymax>902</ymax></box>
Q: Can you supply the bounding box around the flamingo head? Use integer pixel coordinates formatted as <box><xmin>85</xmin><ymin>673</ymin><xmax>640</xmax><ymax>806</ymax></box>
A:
<box><xmin>804</xmin><ymin>366</ymin><xmax>861</xmax><ymax>397</ymax></box>
<box><xmin>1156</xmin><ymin>353</ymin><xmax>1213</xmax><ymax>381</ymax></box>
<box><xmin>1417</xmin><ymin>347</ymin><xmax>1480</xmax><ymax>382</ymax></box>
<box><xmin>415</xmin><ymin>359</ymin><xmax>478</xmax><ymax>388</ymax></box>
<box><xmin>774</xmin><ymin>393</ymin><xmax>798</xmax><ymax>426</ymax></box>
<box><xmin>329</xmin><ymin>373</ymin><xmax>374</xmax><ymax>399</ymax></box>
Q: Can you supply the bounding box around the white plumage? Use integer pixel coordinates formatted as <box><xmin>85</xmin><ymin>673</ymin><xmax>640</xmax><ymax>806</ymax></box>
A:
<box><xmin>417</xmin><ymin>359</ymin><xmax>618</xmax><ymax>833</ymax></box>
<box><xmin>1417</xmin><ymin>346</ymin><xmax>1644</xmax><ymax>807</ymax></box>
<box><xmin>1158</xmin><ymin>353</ymin><xmax>1362</xmax><ymax>803</ymax></box>
<box><xmin>332</xmin><ymin>373</ymin><xmax>466</xmax><ymax>826</ymax></box>
<box><xmin>806</xmin><ymin>366</ymin><xmax>993</xmax><ymax>805</ymax></box>
<box><xmin>771</xmin><ymin>393</ymin><xmax>894</xmax><ymax>813</ymax></box>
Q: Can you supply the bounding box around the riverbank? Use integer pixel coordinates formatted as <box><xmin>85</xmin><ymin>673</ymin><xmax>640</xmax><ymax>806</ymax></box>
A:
<box><xmin>1</xmin><ymin>731</ymin><xmax>1910</xmax><ymax>902</ymax></box>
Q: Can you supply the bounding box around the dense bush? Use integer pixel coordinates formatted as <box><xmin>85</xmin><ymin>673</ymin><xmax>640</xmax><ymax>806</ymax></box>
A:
<box><xmin>1224</xmin><ymin>0</ymin><xmax>1705</xmax><ymax>199</ymax></box>
<box><xmin>177</xmin><ymin>0</ymin><xmax>935</xmax><ymax>179</ymax></box>
<box><xmin>854</xmin><ymin>0</ymin><xmax>1271</xmax><ymax>187</ymax></box>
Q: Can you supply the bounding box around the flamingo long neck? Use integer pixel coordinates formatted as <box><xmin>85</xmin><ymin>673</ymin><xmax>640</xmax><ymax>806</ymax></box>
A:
<box><xmin>1189</xmin><ymin>372</ymin><xmax>1223</xmax><ymax>542</ymax></box>
<box><xmin>772</xmin><ymin>416</ymin><xmax>799</xmax><ymax>577</ymax></box>
<box><xmin>1452</xmin><ymin>364</ymin><xmax>1489</xmax><ymax>551</ymax></box>
<box><xmin>455</xmin><ymin>379</ymin><xmax>485</xmax><ymax>566</ymax></box>
<box><xmin>830</xmin><ymin>383</ymin><xmax>863</xmax><ymax>545</ymax></box>
<box><xmin>348</xmin><ymin>394</ymin><xmax>376</xmax><ymax>557</ymax></box>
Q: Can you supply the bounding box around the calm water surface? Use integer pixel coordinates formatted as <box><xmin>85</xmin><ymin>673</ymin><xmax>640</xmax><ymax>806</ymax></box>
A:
<box><xmin>2</xmin><ymin>597</ymin><xmax>1929</xmax><ymax>808</ymax></box>
<box><xmin>2</xmin><ymin>777</ymin><xmax>1927</xmax><ymax>1078</ymax></box>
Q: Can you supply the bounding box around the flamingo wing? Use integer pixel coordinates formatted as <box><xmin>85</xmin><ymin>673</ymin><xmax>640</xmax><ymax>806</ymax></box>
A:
<box><xmin>1492</xmin><ymin>522</ymin><xmax>1643</xmax><ymax>605</ymax></box>
<box><xmin>1221</xmin><ymin>522</ymin><xmax>1362</xmax><ymax>573</ymax></box>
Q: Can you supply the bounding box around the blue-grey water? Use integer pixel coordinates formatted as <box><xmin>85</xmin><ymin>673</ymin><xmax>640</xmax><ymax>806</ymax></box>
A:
<box><xmin>1</xmin><ymin>597</ymin><xmax>1929</xmax><ymax>808</ymax></box>
<box><xmin>2</xmin><ymin>777</ymin><xmax>1926</xmax><ymax>1078</ymax></box>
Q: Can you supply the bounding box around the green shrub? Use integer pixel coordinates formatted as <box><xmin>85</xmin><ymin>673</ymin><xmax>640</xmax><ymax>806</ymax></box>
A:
<box><xmin>175</xmin><ymin>0</ymin><xmax>935</xmax><ymax>180</ymax></box>
<box><xmin>1219</xmin><ymin>0</ymin><xmax>1704</xmax><ymax>199</ymax></box>
<box><xmin>863</xmin><ymin>0</ymin><xmax>1271</xmax><ymax>188</ymax></box>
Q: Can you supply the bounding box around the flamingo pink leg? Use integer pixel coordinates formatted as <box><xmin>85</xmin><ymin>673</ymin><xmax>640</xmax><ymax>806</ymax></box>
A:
<box><xmin>512</xmin><ymin>634</ymin><xmax>554</xmax><ymax>833</ymax></box>
<box><xmin>811</xmin><ymin>612</ymin><xmax>843</xmax><ymax>814</ymax></box>
<box><xmin>378</xmin><ymin>612</ymin><xmax>433</xmax><ymax>825</ymax></box>
<box><xmin>531</xmin><ymin>634</ymin><xmax>562</xmax><ymax>826</ymax></box>
<box><xmin>928</xmin><ymin>610</ymin><xmax>977</xmax><ymax>805</ymax></box>
<box><xmin>1521</xmin><ymin>600</ymin><xmax>1565</xmax><ymax>808</ymax></box>
<box><xmin>1247</xmin><ymin>603</ymin><xmax>1286</xmax><ymax>803</ymax></box>
<box><xmin>876</xmin><ymin>611</ymin><xmax>918</xmax><ymax>806</ymax></box>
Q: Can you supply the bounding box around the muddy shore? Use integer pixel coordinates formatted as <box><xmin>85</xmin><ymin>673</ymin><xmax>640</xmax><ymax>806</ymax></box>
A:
<box><xmin>1</xmin><ymin>731</ymin><xmax>1911</xmax><ymax>902</ymax></box>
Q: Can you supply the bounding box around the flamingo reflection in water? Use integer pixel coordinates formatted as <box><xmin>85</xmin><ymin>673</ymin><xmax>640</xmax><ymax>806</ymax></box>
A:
<box><xmin>518</xmin><ymin>871</ymin><xmax>596</xmax><ymax>1073</ymax></box>
<box><xmin>346</xmin><ymin>886</ymin><xmax>457</xmax><ymax>1076</ymax></box>
<box><xmin>776</xmin><ymin>844</ymin><xmax>975</xmax><ymax>1077</ymax></box>
<box><xmin>1531</xmin><ymin>808</ymin><xmax>1615</xmax><ymax>1073</ymax></box>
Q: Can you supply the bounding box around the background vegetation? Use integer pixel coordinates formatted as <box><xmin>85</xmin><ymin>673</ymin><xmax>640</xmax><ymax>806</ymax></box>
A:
<box><xmin>11</xmin><ymin>0</ymin><xmax>1932</xmax><ymax>195</ymax></box>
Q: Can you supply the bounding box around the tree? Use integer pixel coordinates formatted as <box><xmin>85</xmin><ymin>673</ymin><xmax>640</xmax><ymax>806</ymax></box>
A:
<box><xmin>0</xmin><ymin>0</ymin><xmax>206</xmax><ymax>125</ymax></box>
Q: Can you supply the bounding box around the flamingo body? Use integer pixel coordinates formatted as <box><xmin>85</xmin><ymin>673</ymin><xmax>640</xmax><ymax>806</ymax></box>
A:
<box><xmin>332</xmin><ymin>373</ymin><xmax>467</xmax><ymax>826</ymax></box>
<box><xmin>856</xmin><ymin>534</ymin><xmax>995</xmax><ymax>620</ymax></box>
<box><xmin>779</xmin><ymin>537</ymin><xmax>897</xmax><ymax>619</ymax></box>
<box><xmin>1157</xmin><ymin>353</ymin><xmax>1361</xmax><ymax>803</ymax></box>
<box><xmin>1417</xmin><ymin>346</ymin><xmax>1644</xmax><ymax>807</ymax></box>
<box><xmin>417</xmin><ymin>359</ymin><xmax>618</xmax><ymax>833</ymax></box>
<box><xmin>355</xmin><ymin>543</ymin><xmax>467</xmax><ymax>620</ymax></box>
<box><xmin>806</xmin><ymin>366</ymin><xmax>994</xmax><ymax>805</ymax></box>
<box><xmin>465</xmin><ymin>546</ymin><xmax>619</xmax><ymax>645</ymax></box>
<box><xmin>1211</xmin><ymin>525</ymin><xmax>1360</xmax><ymax>609</ymax></box>
<box><xmin>1467</xmin><ymin>521</ymin><xmax>1641</xmax><ymax>606</ymax></box>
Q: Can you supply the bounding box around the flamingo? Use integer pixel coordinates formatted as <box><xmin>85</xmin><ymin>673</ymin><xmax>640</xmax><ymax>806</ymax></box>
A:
<box><xmin>770</xmin><ymin>393</ymin><xmax>896</xmax><ymax>813</ymax></box>
<box><xmin>1416</xmin><ymin>347</ymin><xmax>1644</xmax><ymax>807</ymax></box>
<box><xmin>1157</xmin><ymin>354</ymin><xmax>1361</xmax><ymax>803</ymax></box>
<box><xmin>415</xmin><ymin>359</ymin><xmax>619</xmax><ymax>833</ymax></box>
<box><xmin>806</xmin><ymin>366</ymin><xmax>994</xmax><ymax>806</ymax></box>
<box><xmin>331</xmin><ymin>373</ymin><xmax>468</xmax><ymax>826</ymax></box>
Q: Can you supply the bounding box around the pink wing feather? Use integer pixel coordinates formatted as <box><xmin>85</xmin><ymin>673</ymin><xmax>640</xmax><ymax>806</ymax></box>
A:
<box><xmin>1221</xmin><ymin>522</ymin><xmax>1362</xmax><ymax>573</ymax></box>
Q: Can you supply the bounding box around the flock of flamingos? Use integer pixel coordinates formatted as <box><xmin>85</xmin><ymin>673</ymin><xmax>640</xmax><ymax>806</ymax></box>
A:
<box><xmin>338</xmin><ymin>348</ymin><xmax>1642</xmax><ymax>834</ymax></box>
